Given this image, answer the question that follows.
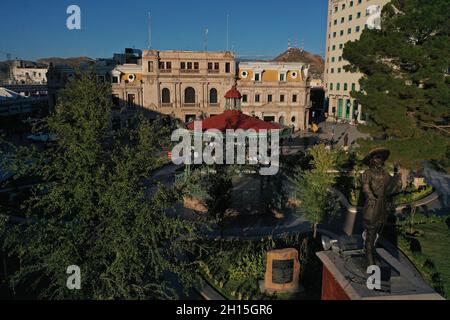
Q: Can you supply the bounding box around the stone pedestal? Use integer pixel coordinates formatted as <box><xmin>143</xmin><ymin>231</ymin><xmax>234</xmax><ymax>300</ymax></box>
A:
<box><xmin>261</xmin><ymin>248</ymin><xmax>300</xmax><ymax>294</ymax></box>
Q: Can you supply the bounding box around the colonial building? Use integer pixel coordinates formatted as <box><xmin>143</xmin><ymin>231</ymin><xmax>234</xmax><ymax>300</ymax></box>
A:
<box><xmin>237</xmin><ymin>61</ymin><xmax>311</xmax><ymax>131</ymax></box>
<box><xmin>324</xmin><ymin>0</ymin><xmax>390</xmax><ymax>123</ymax></box>
<box><xmin>48</xmin><ymin>48</ymin><xmax>312</xmax><ymax>131</ymax></box>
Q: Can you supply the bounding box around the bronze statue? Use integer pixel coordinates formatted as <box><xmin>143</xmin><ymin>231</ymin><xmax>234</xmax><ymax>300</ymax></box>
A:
<box><xmin>361</xmin><ymin>148</ymin><xmax>402</xmax><ymax>266</ymax></box>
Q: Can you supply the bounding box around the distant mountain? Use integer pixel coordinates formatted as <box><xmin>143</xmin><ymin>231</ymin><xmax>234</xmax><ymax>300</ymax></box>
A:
<box><xmin>273</xmin><ymin>48</ymin><xmax>325</xmax><ymax>79</ymax></box>
<box><xmin>0</xmin><ymin>62</ymin><xmax>9</xmax><ymax>82</ymax></box>
<box><xmin>37</xmin><ymin>56</ymin><xmax>95</xmax><ymax>68</ymax></box>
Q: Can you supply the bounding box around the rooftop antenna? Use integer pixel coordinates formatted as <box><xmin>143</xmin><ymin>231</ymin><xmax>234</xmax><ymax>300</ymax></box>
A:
<box><xmin>226</xmin><ymin>14</ymin><xmax>230</xmax><ymax>51</ymax></box>
<box><xmin>294</xmin><ymin>38</ymin><xmax>298</xmax><ymax>49</ymax></box>
<box><xmin>288</xmin><ymin>38</ymin><xmax>292</xmax><ymax>50</ymax></box>
<box><xmin>148</xmin><ymin>12</ymin><xmax>152</xmax><ymax>49</ymax></box>
<box><xmin>301</xmin><ymin>38</ymin><xmax>305</xmax><ymax>52</ymax></box>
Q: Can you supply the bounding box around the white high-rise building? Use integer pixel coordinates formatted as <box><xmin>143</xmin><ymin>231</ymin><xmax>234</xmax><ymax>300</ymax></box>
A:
<box><xmin>324</xmin><ymin>0</ymin><xmax>390</xmax><ymax>123</ymax></box>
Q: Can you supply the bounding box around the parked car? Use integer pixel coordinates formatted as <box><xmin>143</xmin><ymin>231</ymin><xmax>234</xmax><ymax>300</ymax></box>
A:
<box><xmin>27</xmin><ymin>133</ymin><xmax>58</xmax><ymax>143</ymax></box>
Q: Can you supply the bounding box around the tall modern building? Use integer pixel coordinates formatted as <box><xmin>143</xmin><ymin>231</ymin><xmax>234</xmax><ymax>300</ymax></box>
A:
<box><xmin>324</xmin><ymin>0</ymin><xmax>390</xmax><ymax>123</ymax></box>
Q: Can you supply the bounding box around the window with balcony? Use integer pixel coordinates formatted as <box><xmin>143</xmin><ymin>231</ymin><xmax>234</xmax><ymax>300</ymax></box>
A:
<box><xmin>127</xmin><ymin>94</ymin><xmax>135</xmax><ymax>107</ymax></box>
<box><xmin>209</xmin><ymin>88</ymin><xmax>218</xmax><ymax>105</ymax></box>
<box><xmin>162</xmin><ymin>88</ymin><xmax>171</xmax><ymax>104</ymax></box>
<box><xmin>185</xmin><ymin>87</ymin><xmax>196</xmax><ymax>104</ymax></box>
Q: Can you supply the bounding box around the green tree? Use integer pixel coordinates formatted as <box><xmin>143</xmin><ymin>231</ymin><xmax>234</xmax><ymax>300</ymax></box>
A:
<box><xmin>343</xmin><ymin>0</ymin><xmax>450</xmax><ymax>170</ymax></box>
<box><xmin>291</xmin><ymin>145</ymin><xmax>340</xmax><ymax>238</ymax></box>
<box><xmin>3</xmin><ymin>73</ymin><xmax>196</xmax><ymax>299</ymax></box>
<box><xmin>201</xmin><ymin>164</ymin><xmax>233</xmax><ymax>239</ymax></box>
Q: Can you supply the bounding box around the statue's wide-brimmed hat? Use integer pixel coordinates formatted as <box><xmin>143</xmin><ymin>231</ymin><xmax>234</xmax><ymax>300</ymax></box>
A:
<box><xmin>362</xmin><ymin>148</ymin><xmax>390</xmax><ymax>165</ymax></box>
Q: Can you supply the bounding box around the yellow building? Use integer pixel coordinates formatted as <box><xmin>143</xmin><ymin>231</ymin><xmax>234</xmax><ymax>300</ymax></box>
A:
<box><xmin>237</xmin><ymin>61</ymin><xmax>311</xmax><ymax>131</ymax></box>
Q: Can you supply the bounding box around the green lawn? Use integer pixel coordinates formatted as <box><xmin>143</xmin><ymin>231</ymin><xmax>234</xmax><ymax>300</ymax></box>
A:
<box><xmin>412</xmin><ymin>222</ymin><xmax>450</xmax><ymax>299</ymax></box>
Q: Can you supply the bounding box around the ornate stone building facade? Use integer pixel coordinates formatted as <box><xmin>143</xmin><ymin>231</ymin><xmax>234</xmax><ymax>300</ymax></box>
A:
<box><xmin>48</xmin><ymin>48</ymin><xmax>312</xmax><ymax>131</ymax></box>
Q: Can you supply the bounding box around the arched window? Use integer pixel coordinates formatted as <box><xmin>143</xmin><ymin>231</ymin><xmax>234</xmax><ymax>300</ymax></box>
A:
<box><xmin>209</xmin><ymin>88</ymin><xmax>218</xmax><ymax>105</ymax></box>
<box><xmin>185</xmin><ymin>87</ymin><xmax>196</xmax><ymax>104</ymax></box>
<box><xmin>162</xmin><ymin>88</ymin><xmax>171</xmax><ymax>104</ymax></box>
<box><xmin>279</xmin><ymin>116</ymin><xmax>285</xmax><ymax>125</ymax></box>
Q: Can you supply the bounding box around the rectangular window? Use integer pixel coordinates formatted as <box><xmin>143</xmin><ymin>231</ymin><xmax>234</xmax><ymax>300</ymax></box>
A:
<box><xmin>348</xmin><ymin>28</ymin><xmax>352</xmax><ymax>34</ymax></box>
<box><xmin>292</xmin><ymin>94</ymin><xmax>297</xmax><ymax>103</ymax></box>
<box><xmin>332</xmin><ymin>45</ymin><xmax>336</xmax><ymax>51</ymax></box>
<box><xmin>181</xmin><ymin>62</ymin><xmax>186</xmax><ymax>70</ymax></box>
<box><xmin>356</xmin><ymin>26</ymin><xmax>361</xmax><ymax>32</ymax></box>
<box><xmin>357</xmin><ymin>12</ymin><xmax>361</xmax><ymax>18</ymax></box>
<box><xmin>352</xmin><ymin>83</ymin><xmax>356</xmax><ymax>91</ymax></box>
<box><xmin>338</xmin><ymin>68</ymin><xmax>341</xmax><ymax>73</ymax></box>
<box><xmin>331</xmin><ymin>68</ymin><xmax>334</xmax><ymax>73</ymax></box>
<box><xmin>194</xmin><ymin>62</ymin><xmax>199</xmax><ymax>70</ymax></box>
<box><xmin>350</xmin><ymin>1</ymin><xmax>354</xmax><ymax>7</ymax></box>
<box><xmin>280</xmin><ymin>73</ymin><xmax>286</xmax><ymax>81</ymax></box>
<box><xmin>226</xmin><ymin>62</ymin><xmax>231</xmax><ymax>73</ymax></box>
<box><xmin>330</xmin><ymin>83</ymin><xmax>334</xmax><ymax>90</ymax></box>
<box><xmin>331</xmin><ymin>57</ymin><xmax>335</xmax><ymax>62</ymax></box>
<box><xmin>280</xmin><ymin>95</ymin><xmax>285</xmax><ymax>102</ymax></box>
<box><xmin>349</xmin><ymin>15</ymin><xmax>353</xmax><ymax>21</ymax></box>
<box><xmin>344</xmin><ymin>83</ymin><xmax>348</xmax><ymax>91</ymax></box>
<box><xmin>166</xmin><ymin>62</ymin><xmax>172</xmax><ymax>69</ymax></box>
<box><xmin>334</xmin><ymin>19</ymin><xmax>337</xmax><ymax>25</ymax></box>
<box><xmin>255</xmin><ymin>94</ymin><xmax>260</xmax><ymax>103</ymax></box>
<box><xmin>112</xmin><ymin>76</ymin><xmax>119</xmax><ymax>84</ymax></box>
<box><xmin>159</xmin><ymin>61</ymin><xmax>165</xmax><ymax>69</ymax></box>
<box><xmin>242</xmin><ymin>94</ymin><xmax>248</xmax><ymax>103</ymax></box>
<box><xmin>337</xmin><ymin>83</ymin><xmax>341</xmax><ymax>90</ymax></box>
<box><xmin>255</xmin><ymin>73</ymin><xmax>261</xmax><ymax>81</ymax></box>
<box><xmin>214</xmin><ymin>62</ymin><xmax>220</xmax><ymax>70</ymax></box>
<box><xmin>187</xmin><ymin>62</ymin><xmax>193</xmax><ymax>69</ymax></box>
<box><xmin>148</xmin><ymin>61</ymin><xmax>154</xmax><ymax>72</ymax></box>
<box><xmin>339</xmin><ymin>44</ymin><xmax>344</xmax><ymax>49</ymax></box>
<box><xmin>340</xmin><ymin>30</ymin><xmax>344</xmax><ymax>36</ymax></box>
<box><xmin>208</xmin><ymin>62</ymin><xmax>213</xmax><ymax>70</ymax></box>
<box><xmin>268</xmin><ymin>94</ymin><xmax>273</xmax><ymax>103</ymax></box>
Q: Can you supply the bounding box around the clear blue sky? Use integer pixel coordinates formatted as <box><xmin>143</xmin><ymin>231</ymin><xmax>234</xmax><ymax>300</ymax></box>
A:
<box><xmin>0</xmin><ymin>0</ymin><xmax>328</xmax><ymax>61</ymax></box>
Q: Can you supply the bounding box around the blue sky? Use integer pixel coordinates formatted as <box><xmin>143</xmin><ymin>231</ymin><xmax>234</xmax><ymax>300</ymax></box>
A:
<box><xmin>0</xmin><ymin>0</ymin><xmax>328</xmax><ymax>61</ymax></box>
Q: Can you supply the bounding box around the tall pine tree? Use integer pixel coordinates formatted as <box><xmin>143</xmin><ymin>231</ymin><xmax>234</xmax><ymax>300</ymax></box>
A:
<box><xmin>343</xmin><ymin>0</ymin><xmax>450</xmax><ymax>169</ymax></box>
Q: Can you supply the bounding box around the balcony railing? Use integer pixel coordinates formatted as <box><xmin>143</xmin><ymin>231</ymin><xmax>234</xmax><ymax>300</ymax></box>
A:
<box><xmin>183</xmin><ymin>103</ymin><xmax>200</xmax><ymax>108</ymax></box>
<box><xmin>208</xmin><ymin>69</ymin><xmax>220</xmax><ymax>74</ymax></box>
<box><xmin>180</xmin><ymin>69</ymin><xmax>200</xmax><ymax>74</ymax></box>
<box><xmin>160</xmin><ymin>69</ymin><xmax>172</xmax><ymax>73</ymax></box>
<box><xmin>161</xmin><ymin>103</ymin><xmax>173</xmax><ymax>107</ymax></box>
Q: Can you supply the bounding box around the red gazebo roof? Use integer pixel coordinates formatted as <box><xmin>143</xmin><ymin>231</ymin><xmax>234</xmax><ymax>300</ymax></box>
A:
<box><xmin>186</xmin><ymin>110</ymin><xmax>281</xmax><ymax>132</ymax></box>
<box><xmin>224</xmin><ymin>86</ymin><xmax>242</xmax><ymax>99</ymax></box>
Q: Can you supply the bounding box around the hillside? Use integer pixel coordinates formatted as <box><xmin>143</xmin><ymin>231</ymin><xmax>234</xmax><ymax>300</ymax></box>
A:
<box><xmin>273</xmin><ymin>48</ymin><xmax>324</xmax><ymax>79</ymax></box>
<box><xmin>37</xmin><ymin>56</ymin><xmax>95</xmax><ymax>68</ymax></box>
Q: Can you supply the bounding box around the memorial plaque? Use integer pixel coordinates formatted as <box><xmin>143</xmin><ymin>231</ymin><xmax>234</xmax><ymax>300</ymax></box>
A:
<box><xmin>262</xmin><ymin>249</ymin><xmax>300</xmax><ymax>294</ymax></box>
<box><xmin>272</xmin><ymin>259</ymin><xmax>294</xmax><ymax>284</ymax></box>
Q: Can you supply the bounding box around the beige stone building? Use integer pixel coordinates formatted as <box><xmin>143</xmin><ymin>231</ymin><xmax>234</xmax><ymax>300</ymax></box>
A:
<box><xmin>324</xmin><ymin>0</ymin><xmax>390</xmax><ymax>123</ymax></box>
<box><xmin>237</xmin><ymin>61</ymin><xmax>311</xmax><ymax>130</ymax></box>
<box><xmin>49</xmin><ymin>48</ymin><xmax>312</xmax><ymax>131</ymax></box>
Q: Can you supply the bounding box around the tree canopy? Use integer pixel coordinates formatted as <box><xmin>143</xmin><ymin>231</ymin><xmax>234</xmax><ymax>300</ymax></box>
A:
<box><xmin>2</xmin><ymin>73</ymin><xmax>196</xmax><ymax>299</ymax></box>
<box><xmin>343</xmin><ymin>0</ymin><xmax>450</xmax><ymax>169</ymax></box>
